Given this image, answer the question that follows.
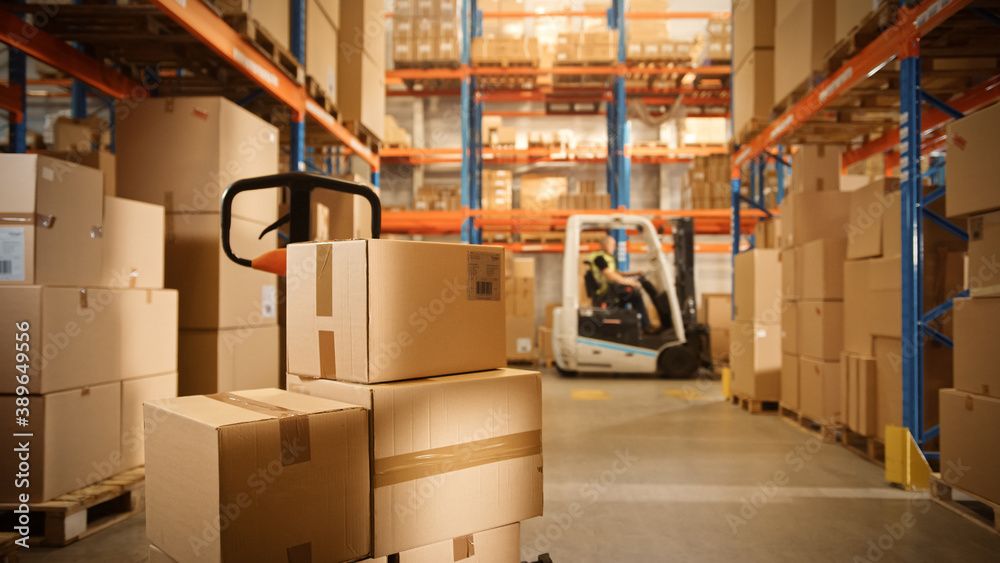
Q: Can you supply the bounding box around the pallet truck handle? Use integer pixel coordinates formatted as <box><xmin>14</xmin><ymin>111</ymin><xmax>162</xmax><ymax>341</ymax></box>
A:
<box><xmin>221</xmin><ymin>172</ymin><xmax>381</xmax><ymax>274</ymax></box>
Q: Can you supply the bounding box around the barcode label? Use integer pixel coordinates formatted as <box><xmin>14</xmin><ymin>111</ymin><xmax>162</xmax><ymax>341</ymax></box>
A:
<box><xmin>0</xmin><ymin>261</ymin><xmax>9</xmax><ymax>274</ymax></box>
<box><xmin>467</xmin><ymin>250</ymin><xmax>501</xmax><ymax>301</ymax></box>
<box><xmin>475</xmin><ymin>281</ymin><xmax>493</xmax><ymax>295</ymax></box>
<box><xmin>0</xmin><ymin>228</ymin><xmax>26</xmax><ymax>282</ymax></box>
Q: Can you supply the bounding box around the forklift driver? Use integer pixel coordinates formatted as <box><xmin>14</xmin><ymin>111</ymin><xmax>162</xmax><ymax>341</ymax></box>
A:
<box><xmin>589</xmin><ymin>235</ymin><xmax>654</xmax><ymax>333</ymax></box>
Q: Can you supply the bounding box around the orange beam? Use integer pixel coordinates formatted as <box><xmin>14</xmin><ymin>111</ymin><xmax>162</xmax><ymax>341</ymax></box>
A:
<box><xmin>733</xmin><ymin>0</ymin><xmax>974</xmax><ymax>170</ymax></box>
<box><xmin>386</xmin><ymin>65</ymin><xmax>731</xmax><ymax>80</ymax></box>
<box><xmin>486</xmin><ymin>241</ymin><xmax>736</xmax><ymax>254</ymax></box>
<box><xmin>0</xmin><ymin>10</ymin><xmax>140</xmax><ymax>99</ymax></box>
<box><xmin>626</xmin><ymin>11</ymin><xmax>730</xmax><ymax>19</ymax></box>
<box><xmin>0</xmin><ymin>82</ymin><xmax>23</xmax><ymax>122</ymax></box>
<box><xmin>481</xmin><ymin>10</ymin><xmax>606</xmax><ymax>18</ymax></box>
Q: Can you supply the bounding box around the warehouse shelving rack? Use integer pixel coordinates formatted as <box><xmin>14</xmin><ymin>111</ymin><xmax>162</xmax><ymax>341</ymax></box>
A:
<box><xmin>1</xmin><ymin>1</ymin><xmax>378</xmax><ymax>186</ymax></box>
<box><xmin>728</xmin><ymin>0</ymin><xmax>1000</xmax><ymax>459</ymax></box>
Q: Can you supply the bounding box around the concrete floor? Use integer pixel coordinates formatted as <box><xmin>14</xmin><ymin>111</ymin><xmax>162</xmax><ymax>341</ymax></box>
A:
<box><xmin>20</xmin><ymin>368</ymin><xmax>1000</xmax><ymax>562</ymax></box>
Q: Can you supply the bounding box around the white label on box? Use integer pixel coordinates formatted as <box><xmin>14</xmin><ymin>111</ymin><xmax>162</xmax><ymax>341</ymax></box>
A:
<box><xmin>327</xmin><ymin>68</ymin><xmax>336</xmax><ymax>97</ymax></box>
<box><xmin>757</xmin><ymin>329</ymin><xmax>767</xmax><ymax>338</ymax></box>
<box><xmin>516</xmin><ymin>337</ymin><xmax>532</xmax><ymax>354</ymax></box>
<box><xmin>0</xmin><ymin>227</ymin><xmax>26</xmax><ymax>282</ymax></box>
<box><xmin>467</xmin><ymin>250</ymin><xmax>502</xmax><ymax>301</ymax></box>
<box><xmin>261</xmin><ymin>285</ymin><xmax>277</xmax><ymax>319</ymax></box>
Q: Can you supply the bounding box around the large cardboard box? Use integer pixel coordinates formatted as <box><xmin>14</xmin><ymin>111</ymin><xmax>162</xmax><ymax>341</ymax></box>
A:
<box><xmin>1</xmin><ymin>287</ymin><xmax>120</xmax><ymax>394</ymax></box>
<box><xmin>120</xmin><ymin>372</ymin><xmax>177</xmax><ymax>470</ymax></box>
<box><xmin>953</xmin><ymin>297</ymin><xmax>1000</xmax><ymax>398</ymax></box>
<box><xmin>945</xmin><ymin>102</ymin><xmax>1000</xmax><ymax>218</ymax></box>
<box><xmin>799</xmin><ymin>238</ymin><xmax>847</xmax><ymax>300</ymax></box>
<box><xmin>338</xmin><ymin>49</ymin><xmax>386</xmax><ymax>143</ymax></box>
<box><xmin>781</xmin><ymin>353</ymin><xmax>799</xmax><ymax>409</ymax></box>
<box><xmin>148</xmin><ymin>544</ymin><xmax>175</xmax><ymax>563</ymax></box>
<box><xmin>781</xmin><ymin>247</ymin><xmax>798</xmax><ymax>300</ymax></box>
<box><xmin>730</xmin><ymin>321</ymin><xmax>782</xmax><ymax>400</ymax></box>
<box><xmin>116</xmin><ymin>97</ymin><xmax>279</xmax><ymax>224</ymax></box>
<box><xmin>733</xmin><ymin>49</ymin><xmax>775</xmax><ymax>138</ymax></box>
<box><xmin>799</xmin><ymin>356</ymin><xmax>840</xmax><ymax>423</ymax></box>
<box><xmin>700</xmin><ymin>293</ymin><xmax>731</xmax><ymax>330</ymax></box>
<box><xmin>798</xmin><ymin>300</ymin><xmax>843</xmax><ymax>361</ymax></box>
<box><xmin>0</xmin><ymin>154</ymin><xmax>104</xmax><ymax>287</ymax></box>
<box><xmin>145</xmin><ymin>389</ymin><xmax>370</xmax><ymax>563</ymax></box>
<box><xmin>506</xmin><ymin>315</ymin><xmax>536</xmax><ymax>361</ymax></box>
<box><xmin>356</xmin><ymin>523</ymin><xmax>521</xmax><ymax>563</ymax></box>
<box><xmin>837</xmin><ymin>0</ymin><xmax>880</xmax><ymax>38</ymax></box>
<box><xmin>177</xmin><ymin>326</ymin><xmax>280</xmax><ymax>396</ymax></box>
<box><xmin>340</xmin><ymin>0</ymin><xmax>385</xmax><ymax>66</ymax></box>
<box><xmin>102</xmin><ymin>196</ymin><xmax>165</xmax><ymax>289</ymax></box>
<box><xmin>781</xmin><ymin>300</ymin><xmax>798</xmax><ymax>355</ymax></box>
<box><xmin>774</xmin><ymin>0</ymin><xmax>836</xmax><ymax>103</ymax></box>
<box><xmin>845</xmin><ymin>178</ymin><xmax>901</xmax><ymax>260</ymax></box>
<box><xmin>734</xmin><ymin>249</ymin><xmax>782</xmax><ymax>324</ymax></box>
<box><xmin>968</xmin><ymin>211</ymin><xmax>1000</xmax><ymax>297</ymax></box>
<box><xmin>520</xmin><ymin>174</ymin><xmax>567</xmax><ymax>211</ymax></box>
<box><xmin>940</xmin><ymin>389</ymin><xmax>1000</xmax><ymax>504</ymax></box>
<box><xmin>37</xmin><ymin>149</ymin><xmax>116</xmax><ymax>196</ymax></box>
<box><xmin>875</xmin><ymin>337</ymin><xmax>953</xmax><ymax>442</ymax></box>
<box><xmin>165</xmin><ymin>213</ymin><xmax>278</xmax><ymax>330</ymax></box>
<box><xmin>790</xmin><ymin>145</ymin><xmax>841</xmax><ymax>193</ymax></box>
<box><xmin>120</xmin><ymin>289</ymin><xmax>179</xmax><ymax>380</ymax></box>
<box><xmin>212</xmin><ymin>0</ymin><xmax>290</xmax><ymax>48</ymax></box>
<box><xmin>286</xmin><ymin>369</ymin><xmax>543</xmax><ymax>556</ymax></box>
<box><xmin>780</xmin><ymin>190</ymin><xmax>852</xmax><ymax>248</ymax></box>
<box><xmin>307</xmin><ymin>0</ymin><xmax>339</xmax><ymax>104</ymax></box>
<box><xmin>0</xmin><ymin>382</ymin><xmax>120</xmax><ymax>502</ymax></box>
<box><xmin>733</xmin><ymin>0</ymin><xmax>775</xmax><ymax>68</ymax></box>
<box><xmin>841</xmin><ymin>353</ymin><xmax>878</xmax><ymax>436</ymax></box>
<box><xmin>843</xmin><ymin>255</ymin><xmax>904</xmax><ymax>355</ymax></box>
<box><xmin>710</xmin><ymin>328</ymin><xmax>730</xmax><ymax>364</ymax></box>
<box><xmin>286</xmin><ymin>241</ymin><xmax>506</xmax><ymax>383</ymax></box>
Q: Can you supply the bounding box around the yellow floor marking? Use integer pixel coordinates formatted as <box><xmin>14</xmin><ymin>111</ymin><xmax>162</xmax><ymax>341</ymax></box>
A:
<box><xmin>571</xmin><ymin>389</ymin><xmax>611</xmax><ymax>401</ymax></box>
<box><xmin>663</xmin><ymin>389</ymin><xmax>716</xmax><ymax>401</ymax></box>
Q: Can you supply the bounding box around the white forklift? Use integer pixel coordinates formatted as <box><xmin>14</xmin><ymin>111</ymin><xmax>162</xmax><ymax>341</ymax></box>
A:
<box><xmin>552</xmin><ymin>214</ymin><xmax>711</xmax><ymax>378</ymax></box>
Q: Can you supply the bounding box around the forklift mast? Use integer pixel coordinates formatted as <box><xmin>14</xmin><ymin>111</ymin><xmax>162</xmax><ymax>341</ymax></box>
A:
<box><xmin>671</xmin><ymin>217</ymin><xmax>698</xmax><ymax>328</ymax></box>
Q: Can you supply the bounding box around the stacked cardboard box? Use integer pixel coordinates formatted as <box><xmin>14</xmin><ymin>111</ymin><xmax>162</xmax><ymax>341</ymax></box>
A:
<box><xmin>339</xmin><ymin>0</ymin><xmax>386</xmax><ymax>141</ymax></box>
<box><xmin>472</xmin><ymin>37</ymin><xmax>540</xmax><ymax>65</ymax></box>
<box><xmin>393</xmin><ymin>0</ymin><xmax>459</xmax><ymax>65</ymax></box>
<box><xmin>306</xmin><ymin>0</ymin><xmax>339</xmax><ymax>106</ymax></box>
<box><xmin>0</xmin><ymin>155</ymin><xmax>178</xmax><ymax>503</ymax></box>
<box><xmin>733</xmin><ymin>0</ymin><xmax>775</xmax><ymax>141</ymax></box>
<box><xmin>384</xmin><ymin>115</ymin><xmax>412</xmax><ymax>148</ymax></box>
<box><xmin>415</xmin><ymin>184</ymin><xmax>462</xmax><ymax>211</ymax></box>
<box><xmin>628</xmin><ymin>0</ymin><xmax>669</xmax><ymax>53</ymax></box>
<box><xmin>521</xmin><ymin>174</ymin><xmax>567</xmax><ymax>211</ymax></box>
<box><xmin>731</xmin><ymin>249</ymin><xmax>782</xmax><ymax>401</ymax></box>
<box><xmin>753</xmin><ymin>218</ymin><xmax>783</xmax><ymax>249</ymax></box>
<box><xmin>683</xmin><ymin>154</ymin><xmax>731</xmax><ymax>209</ymax></box>
<box><xmin>700</xmin><ymin>293</ymin><xmax>732</xmax><ymax>368</ymax></box>
<box><xmin>557</xmin><ymin>179</ymin><xmax>611</xmax><ymax>210</ymax></box>
<box><xmin>774</xmin><ymin>0</ymin><xmax>836</xmax><ymax>105</ymax></box>
<box><xmin>555</xmin><ymin>31</ymin><xmax>618</xmax><ymax>65</ymax></box>
<box><xmin>507</xmin><ymin>256</ymin><xmax>537</xmax><ymax>362</ymax></box>
<box><xmin>706</xmin><ymin>17</ymin><xmax>732</xmax><ymax>60</ymax></box>
<box><xmin>116</xmin><ymin>96</ymin><xmax>280</xmax><ymax>396</ymax></box>
<box><xmin>940</xmin><ymin>104</ymin><xmax>1000</xmax><ymax>505</ymax></box>
<box><xmin>482</xmin><ymin>170</ymin><xmax>513</xmax><ymax>212</ymax></box>
<box><xmin>538</xmin><ymin>302</ymin><xmax>559</xmax><ymax>366</ymax></box>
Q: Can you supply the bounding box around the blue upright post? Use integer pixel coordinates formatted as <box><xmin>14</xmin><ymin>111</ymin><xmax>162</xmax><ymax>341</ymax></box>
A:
<box><xmin>730</xmin><ymin>173</ymin><xmax>740</xmax><ymax>320</ymax></box>
<box><xmin>8</xmin><ymin>46</ymin><xmax>26</xmax><ymax>153</ymax></box>
<box><xmin>776</xmin><ymin>147</ymin><xmax>786</xmax><ymax>206</ymax></box>
<box><xmin>71</xmin><ymin>0</ymin><xmax>87</xmax><ymax>120</ymax></box>
<box><xmin>899</xmin><ymin>41</ymin><xmax>924</xmax><ymax>445</ymax></box>
<box><xmin>289</xmin><ymin>0</ymin><xmax>306</xmax><ymax>173</ymax></box>
<box><xmin>609</xmin><ymin>0</ymin><xmax>629</xmax><ymax>269</ymax></box>
<box><xmin>755</xmin><ymin>156</ymin><xmax>766</xmax><ymax>209</ymax></box>
<box><xmin>460</xmin><ymin>0</ymin><xmax>477</xmax><ymax>243</ymax></box>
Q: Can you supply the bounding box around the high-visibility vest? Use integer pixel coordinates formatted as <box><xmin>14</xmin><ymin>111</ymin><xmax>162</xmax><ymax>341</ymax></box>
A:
<box><xmin>588</xmin><ymin>250</ymin><xmax>616</xmax><ymax>295</ymax></box>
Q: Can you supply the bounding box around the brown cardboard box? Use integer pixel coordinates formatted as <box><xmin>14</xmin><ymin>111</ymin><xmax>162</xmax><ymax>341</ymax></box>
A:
<box><xmin>843</xmin><ymin>256</ymin><xmax>904</xmax><ymax>355</ymax></box>
<box><xmin>733</xmin><ymin>49</ymin><xmax>774</xmax><ymax>139</ymax></box>
<box><xmin>790</xmin><ymin>145</ymin><xmax>841</xmax><ymax>192</ymax></box>
<box><xmin>538</xmin><ymin>325</ymin><xmax>554</xmax><ymax>363</ymax></box>
<box><xmin>521</xmin><ymin>174</ymin><xmax>567</xmax><ymax>211</ymax></box>
<box><xmin>286</xmin><ymin>241</ymin><xmax>506</xmax><ymax>383</ymax></box>
<box><xmin>940</xmin><ymin>389</ymin><xmax>1000</xmax><ymax>504</ymax></box>
<box><xmin>700</xmin><ymin>293</ymin><xmax>732</xmax><ymax>329</ymax></box>
<box><xmin>286</xmin><ymin>369</ymin><xmax>543</xmax><ymax>556</ymax></box>
<box><xmin>840</xmin><ymin>352</ymin><xmax>853</xmax><ymax>429</ymax></box>
<box><xmin>798</xmin><ymin>238</ymin><xmax>847</xmax><ymax>300</ymax></box>
<box><xmin>836</xmin><ymin>0</ymin><xmax>879</xmax><ymax>38</ymax></box>
<box><xmin>116</xmin><ymin>97</ymin><xmax>279</xmax><ymax>224</ymax></box>
<box><xmin>710</xmin><ymin>328</ymin><xmax>730</xmax><ymax>364</ymax></box>
<box><xmin>0</xmin><ymin>154</ymin><xmax>104</xmax><ymax>287</ymax></box>
<box><xmin>340</xmin><ymin>0</ymin><xmax>386</xmax><ymax>66</ymax></box>
<box><xmin>544</xmin><ymin>302</ymin><xmax>560</xmax><ymax>328</ymax></box>
<box><xmin>845</xmin><ymin>178</ymin><xmax>901</xmax><ymax>260</ymax></box>
<box><xmin>338</xmin><ymin>51</ymin><xmax>386</xmax><ymax>144</ymax></box>
<box><xmin>730</xmin><ymin>321</ymin><xmax>782</xmax><ymax>400</ymax></box>
<box><xmin>968</xmin><ymin>211</ymin><xmax>1000</xmax><ymax>297</ymax></box>
<box><xmin>734</xmin><ymin>249</ymin><xmax>783</xmax><ymax>324</ymax></box>
<box><xmin>953</xmin><ymin>297</ymin><xmax>1000</xmax><ymax>398</ymax></box>
<box><xmin>356</xmin><ymin>523</ymin><xmax>521</xmax><ymax>563</ymax></box>
<box><xmin>799</xmin><ymin>356</ymin><xmax>840</xmax><ymax>423</ymax></box>
<box><xmin>52</xmin><ymin>116</ymin><xmax>109</xmax><ymax>152</ymax></box>
<box><xmin>506</xmin><ymin>316</ymin><xmax>536</xmax><ymax>361</ymax></box>
<box><xmin>512</xmin><ymin>275</ymin><xmax>535</xmax><ymax>318</ymax></box>
<box><xmin>875</xmin><ymin>337</ymin><xmax>953</xmax><ymax>441</ymax></box>
<box><xmin>212</xmin><ymin>0</ymin><xmax>290</xmax><ymax>48</ymax></box>
<box><xmin>148</xmin><ymin>544</ymin><xmax>175</xmax><ymax>563</ymax></box>
<box><xmin>145</xmin><ymin>389</ymin><xmax>370</xmax><ymax>563</ymax></box>
<box><xmin>781</xmin><ymin>353</ymin><xmax>799</xmax><ymax>409</ymax></box>
<box><xmin>165</xmin><ymin>213</ymin><xmax>277</xmax><ymax>330</ymax></box>
<box><xmin>307</xmin><ymin>0</ymin><xmax>339</xmax><ymax>104</ymax></box>
<box><xmin>315</xmin><ymin>0</ymin><xmax>340</xmax><ymax>25</ymax></box>
<box><xmin>733</xmin><ymin>0</ymin><xmax>775</xmax><ymax>68</ymax></box>
<box><xmin>780</xmin><ymin>190</ymin><xmax>852</xmax><ymax>248</ymax></box>
<box><xmin>177</xmin><ymin>326</ymin><xmax>279</xmax><ymax>396</ymax></box>
<box><xmin>1</xmin><ymin>287</ymin><xmax>120</xmax><ymax>394</ymax></box>
<box><xmin>120</xmin><ymin>372</ymin><xmax>177</xmax><ymax>470</ymax></box>
<box><xmin>781</xmin><ymin>300</ymin><xmax>798</xmax><ymax>355</ymax></box>
<box><xmin>945</xmin><ymin>102</ymin><xmax>1000</xmax><ymax>218</ymax></box>
<box><xmin>797</xmin><ymin>300</ymin><xmax>843</xmax><ymax>361</ymax></box>
<box><xmin>781</xmin><ymin>247</ymin><xmax>798</xmax><ymax>300</ymax></box>
<box><xmin>774</xmin><ymin>0</ymin><xmax>836</xmax><ymax>103</ymax></box>
<box><xmin>37</xmin><ymin>149</ymin><xmax>116</xmax><ymax>196</ymax></box>
<box><xmin>0</xmin><ymin>382</ymin><xmax>120</xmax><ymax>502</ymax></box>
<box><xmin>120</xmin><ymin>289</ymin><xmax>179</xmax><ymax>380</ymax></box>
<box><xmin>101</xmin><ymin>197</ymin><xmax>165</xmax><ymax>289</ymax></box>
<box><xmin>842</xmin><ymin>353</ymin><xmax>878</xmax><ymax>436</ymax></box>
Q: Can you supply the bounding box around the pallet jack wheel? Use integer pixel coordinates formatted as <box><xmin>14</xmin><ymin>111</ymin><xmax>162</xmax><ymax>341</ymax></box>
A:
<box><xmin>657</xmin><ymin>344</ymin><xmax>699</xmax><ymax>379</ymax></box>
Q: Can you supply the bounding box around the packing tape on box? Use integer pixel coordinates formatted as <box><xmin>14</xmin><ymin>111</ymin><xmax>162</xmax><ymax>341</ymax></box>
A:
<box><xmin>206</xmin><ymin>393</ymin><xmax>312</xmax><ymax>466</ymax></box>
<box><xmin>0</xmin><ymin>212</ymin><xmax>54</xmax><ymax>228</ymax></box>
<box><xmin>373</xmin><ymin>429</ymin><xmax>542</xmax><ymax>488</ymax></box>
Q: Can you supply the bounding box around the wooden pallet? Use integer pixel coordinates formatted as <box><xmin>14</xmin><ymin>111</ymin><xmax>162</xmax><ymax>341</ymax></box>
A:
<box><xmin>223</xmin><ymin>14</ymin><xmax>305</xmax><ymax>84</ymax></box>
<box><xmin>552</xmin><ymin>61</ymin><xmax>615</xmax><ymax>88</ymax></box>
<box><xmin>840</xmin><ymin>426</ymin><xmax>886</xmax><ymax>468</ymax></box>
<box><xmin>778</xmin><ymin>404</ymin><xmax>840</xmax><ymax>443</ymax></box>
<box><xmin>0</xmin><ymin>467</ymin><xmax>145</xmax><ymax>547</ymax></box>
<box><xmin>772</xmin><ymin>73</ymin><xmax>826</xmax><ymax>116</ymax></box>
<box><xmin>305</xmin><ymin>75</ymin><xmax>338</xmax><ymax>118</ymax></box>
<box><xmin>0</xmin><ymin>533</ymin><xmax>19</xmax><ymax>562</ymax></box>
<box><xmin>476</xmin><ymin>61</ymin><xmax>538</xmax><ymax>90</ymax></box>
<box><xmin>929</xmin><ymin>474</ymin><xmax>1000</xmax><ymax>536</ymax></box>
<box><xmin>520</xmin><ymin>232</ymin><xmax>565</xmax><ymax>244</ymax></box>
<box><xmin>730</xmin><ymin>392</ymin><xmax>778</xmax><ymax>414</ymax></box>
<box><xmin>343</xmin><ymin>120</ymin><xmax>382</xmax><ymax>153</ymax></box>
<box><xmin>733</xmin><ymin>117</ymin><xmax>769</xmax><ymax>145</ymax></box>
<box><xmin>824</xmin><ymin>1</ymin><xmax>900</xmax><ymax>75</ymax></box>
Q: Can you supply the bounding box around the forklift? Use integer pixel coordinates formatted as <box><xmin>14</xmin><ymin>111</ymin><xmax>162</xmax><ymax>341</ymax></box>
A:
<box><xmin>552</xmin><ymin>214</ymin><xmax>712</xmax><ymax>379</ymax></box>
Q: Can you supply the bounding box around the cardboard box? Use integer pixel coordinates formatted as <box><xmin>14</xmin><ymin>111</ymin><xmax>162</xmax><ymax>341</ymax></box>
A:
<box><xmin>968</xmin><ymin>211</ymin><xmax>1000</xmax><ymax>297</ymax></box>
<box><xmin>145</xmin><ymin>389</ymin><xmax>370</xmax><ymax>563</ymax></box>
<box><xmin>165</xmin><ymin>213</ymin><xmax>278</xmax><ymax>330</ymax></box>
<box><xmin>730</xmin><ymin>321</ymin><xmax>782</xmax><ymax>400</ymax></box>
<box><xmin>177</xmin><ymin>326</ymin><xmax>279</xmax><ymax>396</ymax></box>
<box><xmin>338</xmin><ymin>47</ymin><xmax>387</xmax><ymax>144</ymax></box>
<box><xmin>774</xmin><ymin>0</ymin><xmax>836</xmax><ymax>103</ymax></box>
<box><xmin>799</xmin><ymin>356</ymin><xmax>840</xmax><ymax>423</ymax></box>
<box><xmin>797</xmin><ymin>300</ymin><xmax>843</xmax><ymax>361</ymax></box>
<box><xmin>781</xmin><ymin>353</ymin><xmax>799</xmax><ymax>409</ymax></box>
<box><xmin>212</xmin><ymin>0</ymin><xmax>290</xmax><ymax>48</ymax></box>
<box><xmin>520</xmin><ymin>174</ymin><xmax>567</xmax><ymax>211</ymax></box>
<box><xmin>798</xmin><ymin>238</ymin><xmax>847</xmax><ymax>300</ymax></box>
<box><xmin>315</xmin><ymin>0</ymin><xmax>340</xmax><ymax>25</ymax></box>
<box><xmin>734</xmin><ymin>249</ymin><xmax>783</xmax><ymax>324</ymax></box>
<box><xmin>511</xmin><ymin>274</ymin><xmax>535</xmax><ymax>318</ymax></box>
<box><xmin>780</xmin><ymin>247</ymin><xmax>798</xmax><ymax>301</ymax></box>
<box><xmin>940</xmin><ymin>389</ymin><xmax>1000</xmax><ymax>504</ymax></box>
<box><xmin>843</xmin><ymin>257</ymin><xmax>902</xmax><ymax>355</ymax></box>
<box><xmin>37</xmin><ymin>149</ymin><xmax>116</xmax><ymax>196</ymax></box>
<box><xmin>538</xmin><ymin>325</ymin><xmax>554</xmax><ymax>362</ymax></box>
<box><xmin>356</xmin><ymin>523</ymin><xmax>521</xmax><ymax>563</ymax></box>
<box><xmin>841</xmin><ymin>353</ymin><xmax>878</xmax><ymax>436</ymax></box>
<box><xmin>0</xmin><ymin>154</ymin><xmax>104</xmax><ymax>286</ymax></box>
<box><xmin>733</xmin><ymin>48</ymin><xmax>774</xmax><ymax>138</ymax></box>
<box><xmin>286</xmin><ymin>369</ymin><xmax>543</xmax><ymax>556</ymax></box>
<box><xmin>116</xmin><ymin>97</ymin><xmax>279</xmax><ymax>224</ymax></box>
<box><xmin>307</xmin><ymin>0</ymin><xmax>339</xmax><ymax>104</ymax></box>
<box><xmin>121</xmin><ymin>372</ymin><xmax>177</xmax><ymax>470</ymax></box>
<box><xmin>0</xmin><ymin>382</ymin><xmax>120</xmax><ymax>502</ymax></box>
<box><xmin>1</xmin><ymin>287</ymin><xmax>121</xmax><ymax>394</ymax></box>
<box><xmin>148</xmin><ymin>544</ymin><xmax>175</xmax><ymax>563</ymax></box>
<box><xmin>286</xmin><ymin>241</ymin><xmax>506</xmax><ymax>383</ymax></box>
<box><xmin>733</xmin><ymin>0</ymin><xmax>775</xmax><ymax>68</ymax></box>
<box><xmin>953</xmin><ymin>297</ymin><xmax>1000</xmax><ymax>398</ymax></box>
<box><xmin>52</xmin><ymin>116</ymin><xmax>108</xmax><ymax>152</ymax></box>
<box><xmin>507</xmin><ymin>315</ymin><xmax>536</xmax><ymax>361</ymax></box>
<box><xmin>837</xmin><ymin>0</ymin><xmax>880</xmax><ymax>39</ymax></box>
<box><xmin>120</xmin><ymin>289</ymin><xmax>179</xmax><ymax>380</ymax></box>
<box><xmin>845</xmin><ymin>178</ymin><xmax>901</xmax><ymax>260</ymax></box>
<box><xmin>875</xmin><ymin>337</ymin><xmax>953</xmax><ymax>441</ymax></box>
<box><xmin>710</xmin><ymin>328</ymin><xmax>730</xmax><ymax>364</ymax></box>
<box><xmin>544</xmin><ymin>302</ymin><xmax>560</xmax><ymax>328</ymax></box>
<box><xmin>791</xmin><ymin>145</ymin><xmax>841</xmax><ymax>192</ymax></box>
<box><xmin>780</xmin><ymin>190</ymin><xmax>852</xmax><ymax>248</ymax></box>
<box><xmin>781</xmin><ymin>300</ymin><xmax>798</xmax><ymax>355</ymax></box>
<box><xmin>340</xmin><ymin>0</ymin><xmax>385</xmax><ymax>65</ymax></box>
<box><xmin>700</xmin><ymin>293</ymin><xmax>732</xmax><ymax>329</ymax></box>
<box><xmin>945</xmin><ymin>101</ymin><xmax>1000</xmax><ymax>218</ymax></box>
<box><xmin>101</xmin><ymin>196</ymin><xmax>165</xmax><ymax>289</ymax></box>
